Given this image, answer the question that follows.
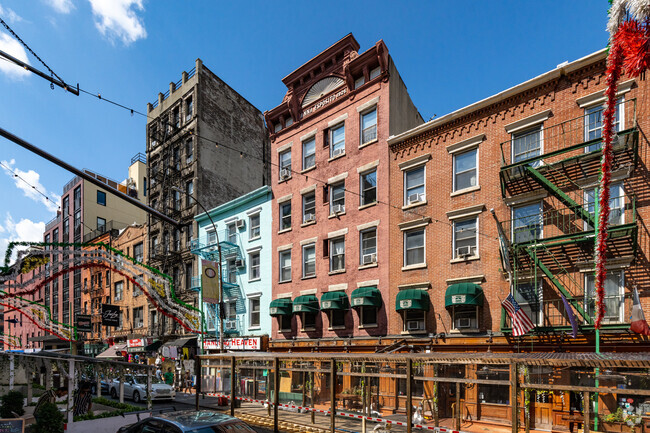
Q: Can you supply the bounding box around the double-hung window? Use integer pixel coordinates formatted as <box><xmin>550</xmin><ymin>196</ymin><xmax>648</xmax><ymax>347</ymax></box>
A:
<box><xmin>361</xmin><ymin>108</ymin><xmax>377</xmax><ymax>144</ymax></box>
<box><xmin>227</xmin><ymin>223</ymin><xmax>237</xmax><ymax>243</ymax></box>
<box><xmin>185</xmin><ymin>181</ymin><xmax>194</xmax><ymax>207</ymax></box>
<box><xmin>249</xmin><ymin>297</ymin><xmax>260</xmax><ymax>328</ymax></box>
<box><xmin>585</xmin><ymin>271</ymin><xmax>624</xmax><ymax>323</ymax></box>
<box><xmin>330</xmin><ymin>183</ymin><xmax>345</xmax><ymax>214</ymax></box>
<box><xmin>302</xmin><ymin>243</ymin><xmax>316</xmax><ymax>278</ymax></box>
<box><xmin>279</xmin><ymin>250</ymin><xmax>291</xmax><ymax>282</ymax></box>
<box><xmin>360</xmin><ymin>228</ymin><xmax>377</xmax><ymax>265</ymax></box>
<box><xmin>302</xmin><ymin>192</ymin><xmax>316</xmax><ymax>224</ymax></box>
<box><xmin>584</xmin><ymin>98</ymin><xmax>622</xmax><ymax>152</ymax></box>
<box><xmin>134</xmin><ymin>242</ymin><xmax>144</xmax><ymax>263</ymax></box>
<box><xmin>404</xmin><ymin>228</ymin><xmax>425</xmax><ymax>266</ymax></box>
<box><xmin>512</xmin><ymin>126</ymin><xmax>542</xmax><ymax>164</ymax></box>
<box><xmin>360</xmin><ymin>170</ymin><xmax>377</xmax><ymax>206</ymax></box>
<box><xmin>279</xmin><ymin>201</ymin><xmax>291</xmax><ymax>231</ymax></box>
<box><xmin>133</xmin><ymin>307</ymin><xmax>143</xmax><ymax>328</ymax></box>
<box><xmin>279</xmin><ymin>150</ymin><xmax>291</xmax><ymax>180</ymax></box>
<box><xmin>185</xmin><ymin>96</ymin><xmax>193</xmax><ymax>121</ymax></box>
<box><xmin>404</xmin><ymin>166</ymin><xmax>425</xmax><ymax>205</ymax></box>
<box><xmin>453</xmin><ymin>218</ymin><xmax>478</xmax><ymax>259</ymax></box>
<box><xmin>114</xmin><ymin>281</ymin><xmax>123</xmax><ymax>302</ymax></box>
<box><xmin>584</xmin><ymin>183</ymin><xmax>625</xmax><ymax>230</ymax></box>
<box><xmin>97</xmin><ymin>217</ymin><xmax>106</xmax><ymax>232</ymax></box>
<box><xmin>453</xmin><ymin>149</ymin><xmax>477</xmax><ymax>192</ymax></box>
<box><xmin>249</xmin><ymin>213</ymin><xmax>261</xmax><ymax>239</ymax></box>
<box><xmin>329</xmin><ymin>124</ymin><xmax>345</xmax><ymax>157</ymax></box>
<box><xmin>513</xmin><ymin>281</ymin><xmax>542</xmax><ymax>326</ymax></box>
<box><xmin>512</xmin><ymin>202</ymin><xmax>542</xmax><ymax>244</ymax></box>
<box><xmin>302</xmin><ymin>137</ymin><xmax>316</xmax><ymax>170</ymax></box>
<box><xmin>329</xmin><ymin>237</ymin><xmax>345</xmax><ymax>272</ymax></box>
<box><xmin>249</xmin><ymin>251</ymin><xmax>260</xmax><ymax>280</ymax></box>
<box><xmin>185</xmin><ymin>138</ymin><xmax>193</xmax><ymax>164</ymax></box>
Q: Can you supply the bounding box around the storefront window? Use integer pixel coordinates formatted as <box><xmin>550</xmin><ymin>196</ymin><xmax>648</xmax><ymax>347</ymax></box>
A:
<box><xmin>477</xmin><ymin>365</ymin><xmax>510</xmax><ymax>405</ymax></box>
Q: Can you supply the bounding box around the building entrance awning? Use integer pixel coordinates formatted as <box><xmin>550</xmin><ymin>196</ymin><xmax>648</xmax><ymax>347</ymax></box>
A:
<box><xmin>396</xmin><ymin>289</ymin><xmax>430</xmax><ymax>311</ymax></box>
<box><xmin>96</xmin><ymin>343</ymin><xmax>127</xmax><ymax>359</ymax></box>
<box><xmin>350</xmin><ymin>287</ymin><xmax>382</xmax><ymax>308</ymax></box>
<box><xmin>445</xmin><ymin>283</ymin><xmax>484</xmax><ymax>308</ymax></box>
<box><xmin>292</xmin><ymin>295</ymin><xmax>319</xmax><ymax>314</ymax></box>
<box><xmin>320</xmin><ymin>291</ymin><xmax>349</xmax><ymax>310</ymax></box>
<box><xmin>162</xmin><ymin>336</ymin><xmax>197</xmax><ymax>348</ymax></box>
<box><xmin>270</xmin><ymin>298</ymin><xmax>292</xmax><ymax>316</ymax></box>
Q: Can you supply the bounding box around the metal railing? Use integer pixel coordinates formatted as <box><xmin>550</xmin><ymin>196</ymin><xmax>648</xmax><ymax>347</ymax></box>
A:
<box><xmin>83</xmin><ymin>220</ymin><xmax>127</xmax><ymax>243</ymax></box>
<box><xmin>151</xmin><ymin>66</ymin><xmax>197</xmax><ymax>108</ymax></box>
<box><xmin>500</xmin><ymin>98</ymin><xmax>636</xmax><ymax>168</ymax></box>
<box><xmin>45</xmin><ymin>215</ymin><xmax>61</xmax><ymax>232</ymax></box>
<box><xmin>131</xmin><ymin>152</ymin><xmax>146</xmax><ymax>165</ymax></box>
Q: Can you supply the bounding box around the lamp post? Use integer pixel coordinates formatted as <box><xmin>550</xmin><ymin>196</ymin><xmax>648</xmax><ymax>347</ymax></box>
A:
<box><xmin>170</xmin><ymin>186</ymin><xmax>224</xmax><ymax>355</ymax></box>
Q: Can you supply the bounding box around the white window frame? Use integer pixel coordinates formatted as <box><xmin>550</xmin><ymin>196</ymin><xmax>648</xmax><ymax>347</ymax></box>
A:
<box><xmin>512</xmin><ymin>202</ymin><xmax>543</xmax><ymax>244</ymax></box>
<box><xmin>404</xmin><ymin>166</ymin><xmax>425</xmax><ymax>206</ymax></box>
<box><xmin>360</xmin><ymin>107</ymin><xmax>378</xmax><ymax>145</ymax></box>
<box><xmin>330</xmin><ymin>182</ymin><xmax>345</xmax><ymax>214</ymax></box>
<box><xmin>452</xmin><ymin>217</ymin><xmax>478</xmax><ymax>259</ymax></box>
<box><xmin>248</xmin><ymin>251</ymin><xmax>261</xmax><ymax>281</ymax></box>
<box><xmin>302</xmin><ymin>137</ymin><xmax>316</xmax><ymax>170</ymax></box>
<box><xmin>302</xmin><ymin>243</ymin><xmax>316</xmax><ymax>278</ymax></box>
<box><xmin>329</xmin><ymin>123</ymin><xmax>345</xmax><ymax>157</ymax></box>
<box><xmin>360</xmin><ymin>170</ymin><xmax>377</xmax><ymax>206</ymax></box>
<box><xmin>279</xmin><ymin>150</ymin><xmax>291</xmax><ymax>180</ymax></box>
<box><xmin>403</xmin><ymin>228</ymin><xmax>425</xmax><ymax>267</ymax></box>
<box><xmin>360</xmin><ymin>228</ymin><xmax>377</xmax><ymax>265</ymax></box>
<box><xmin>249</xmin><ymin>213</ymin><xmax>261</xmax><ymax>239</ymax></box>
<box><xmin>583</xmin><ymin>182</ymin><xmax>625</xmax><ymax>231</ymax></box>
<box><xmin>114</xmin><ymin>281</ymin><xmax>123</xmax><ymax>302</ymax></box>
<box><xmin>248</xmin><ymin>296</ymin><xmax>261</xmax><ymax>329</ymax></box>
<box><xmin>584</xmin><ymin>270</ymin><xmax>624</xmax><ymax>324</ymax></box>
<box><xmin>302</xmin><ymin>192</ymin><xmax>316</xmax><ymax>224</ymax></box>
<box><xmin>511</xmin><ymin>280</ymin><xmax>543</xmax><ymax>326</ymax></box>
<box><xmin>583</xmin><ymin>97</ymin><xmax>624</xmax><ymax>152</ymax></box>
<box><xmin>329</xmin><ymin>237</ymin><xmax>345</xmax><ymax>272</ymax></box>
<box><xmin>511</xmin><ymin>125</ymin><xmax>544</xmax><ymax>167</ymax></box>
<box><xmin>452</xmin><ymin>148</ymin><xmax>478</xmax><ymax>192</ymax></box>
<box><xmin>279</xmin><ymin>250</ymin><xmax>291</xmax><ymax>282</ymax></box>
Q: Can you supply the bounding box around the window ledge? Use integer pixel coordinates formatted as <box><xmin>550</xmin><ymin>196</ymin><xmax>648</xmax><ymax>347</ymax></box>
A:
<box><xmin>402</xmin><ymin>201</ymin><xmax>427</xmax><ymax>211</ymax></box>
<box><xmin>301</xmin><ymin>220</ymin><xmax>316</xmax><ymax>228</ymax></box>
<box><xmin>358</xmin><ymin>263</ymin><xmax>378</xmax><ymax>270</ymax></box>
<box><xmin>328</xmin><ymin>212</ymin><xmax>346</xmax><ymax>219</ymax></box>
<box><xmin>359</xmin><ymin>323</ymin><xmax>378</xmax><ymax>329</ymax></box>
<box><xmin>279</xmin><ymin>280</ymin><xmax>292</xmax><ymax>284</ymax></box>
<box><xmin>249</xmin><ymin>236</ymin><xmax>261</xmax><ymax>241</ymax></box>
<box><xmin>449</xmin><ymin>328</ymin><xmax>481</xmax><ymax>334</ymax></box>
<box><xmin>278</xmin><ymin>228</ymin><xmax>292</xmax><ymax>234</ymax></box>
<box><xmin>402</xmin><ymin>263</ymin><xmax>427</xmax><ymax>271</ymax></box>
<box><xmin>401</xmin><ymin>330</ymin><xmax>427</xmax><ymax>335</ymax></box>
<box><xmin>277</xmin><ymin>177</ymin><xmax>292</xmax><ymax>184</ymax></box>
<box><xmin>248</xmin><ymin>278</ymin><xmax>261</xmax><ymax>283</ymax></box>
<box><xmin>358</xmin><ymin>202</ymin><xmax>377</xmax><ymax>211</ymax></box>
<box><xmin>328</xmin><ymin>326</ymin><xmax>347</xmax><ymax>330</ymax></box>
<box><xmin>359</xmin><ymin>139</ymin><xmax>378</xmax><ymax>150</ymax></box>
<box><xmin>451</xmin><ymin>185</ymin><xmax>481</xmax><ymax>197</ymax></box>
<box><xmin>328</xmin><ymin>152</ymin><xmax>346</xmax><ymax>162</ymax></box>
<box><xmin>301</xmin><ymin>275</ymin><xmax>317</xmax><ymax>281</ymax></box>
<box><xmin>248</xmin><ymin>326</ymin><xmax>261</xmax><ymax>331</ymax></box>
<box><xmin>301</xmin><ymin>327</ymin><xmax>317</xmax><ymax>332</ymax></box>
<box><xmin>301</xmin><ymin>166</ymin><xmax>316</xmax><ymax>174</ymax></box>
<box><xmin>450</xmin><ymin>255</ymin><xmax>480</xmax><ymax>264</ymax></box>
<box><xmin>279</xmin><ymin>329</ymin><xmax>292</xmax><ymax>333</ymax></box>
<box><xmin>328</xmin><ymin>269</ymin><xmax>346</xmax><ymax>276</ymax></box>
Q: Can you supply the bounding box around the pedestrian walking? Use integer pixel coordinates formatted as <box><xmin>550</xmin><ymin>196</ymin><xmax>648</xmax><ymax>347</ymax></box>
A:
<box><xmin>163</xmin><ymin>367</ymin><xmax>175</xmax><ymax>388</ymax></box>
<box><xmin>182</xmin><ymin>371</ymin><xmax>192</xmax><ymax>394</ymax></box>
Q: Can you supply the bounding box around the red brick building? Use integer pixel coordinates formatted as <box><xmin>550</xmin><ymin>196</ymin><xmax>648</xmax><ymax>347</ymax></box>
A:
<box><xmin>265</xmin><ymin>34</ymin><xmax>422</xmax><ymax>351</ymax></box>
<box><xmin>388</xmin><ymin>49</ymin><xmax>649</xmax><ymax>427</ymax></box>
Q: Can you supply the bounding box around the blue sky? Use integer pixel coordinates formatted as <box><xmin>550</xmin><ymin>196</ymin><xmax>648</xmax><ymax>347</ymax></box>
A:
<box><xmin>0</xmin><ymin>0</ymin><xmax>610</xmax><ymax>258</ymax></box>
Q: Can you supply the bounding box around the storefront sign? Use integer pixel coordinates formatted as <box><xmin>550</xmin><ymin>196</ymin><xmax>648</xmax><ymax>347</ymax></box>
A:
<box><xmin>293</xmin><ymin>304</ymin><xmax>305</xmax><ymax>312</ymax></box>
<box><xmin>76</xmin><ymin>314</ymin><xmax>92</xmax><ymax>333</ymax></box>
<box><xmin>322</xmin><ymin>301</ymin><xmax>332</xmax><ymax>309</ymax></box>
<box><xmin>353</xmin><ymin>298</ymin><xmax>363</xmax><ymax>306</ymax></box>
<box><xmin>203</xmin><ymin>337</ymin><xmax>261</xmax><ymax>351</ymax></box>
<box><xmin>269</xmin><ymin>307</ymin><xmax>278</xmax><ymax>315</ymax></box>
<box><xmin>101</xmin><ymin>304</ymin><xmax>120</xmax><ymax>327</ymax></box>
<box><xmin>301</xmin><ymin>88</ymin><xmax>347</xmax><ymax>117</ymax></box>
<box><xmin>451</xmin><ymin>295</ymin><xmax>466</xmax><ymax>304</ymax></box>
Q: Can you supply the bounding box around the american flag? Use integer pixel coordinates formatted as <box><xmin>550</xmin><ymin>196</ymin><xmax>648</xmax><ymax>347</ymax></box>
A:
<box><xmin>502</xmin><ymin>293</ymin><xmax>535</xmax><ymax>337</ymax></box>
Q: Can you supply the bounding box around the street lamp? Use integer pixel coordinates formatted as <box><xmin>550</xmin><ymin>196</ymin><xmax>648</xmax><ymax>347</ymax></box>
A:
<box><xmin>170</xmin><ymin>186</ymin><xmax>224</xmax><ymax>354</ymax></box>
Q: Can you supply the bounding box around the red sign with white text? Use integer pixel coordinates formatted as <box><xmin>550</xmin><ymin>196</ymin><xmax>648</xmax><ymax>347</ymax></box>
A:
<box><xmin>203</xmin><ymin>337</ymin><xmax>260</xmax><ymax>351</ymax></box>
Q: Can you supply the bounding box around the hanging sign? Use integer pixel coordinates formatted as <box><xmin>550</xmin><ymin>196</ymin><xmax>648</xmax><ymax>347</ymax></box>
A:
<box><xmin>101</xmin><ymin>304</ymin><xmax>120</xmax><ymax>327</ymax></box>
<box><xmin>76</xmin><ymin>314</ymin><xmax>92</xmax><ymax>333</ymax></box>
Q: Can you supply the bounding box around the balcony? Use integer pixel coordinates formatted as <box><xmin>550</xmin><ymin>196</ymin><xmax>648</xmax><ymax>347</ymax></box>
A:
<box><xmin>45</xmin><ymin>215</ymin><xmax>61</xmax><ymax>232</ymax></box>
<box><xmin>499</xmin><ymin>99</ymin><xmax>638</xmax><ymax>197</ymax></box>
<box><xmin>190</xmin><ymin>229</ymin><xmax>242</xmax><ymax>261</ymax></box>
<box><xmin>83</xmin><ymin>220</ymin><xmax>126</xmax><ymax>243</ymax></box>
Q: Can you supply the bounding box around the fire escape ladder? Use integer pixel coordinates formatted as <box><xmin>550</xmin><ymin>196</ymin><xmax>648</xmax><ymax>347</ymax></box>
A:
<box><xmin>525</xmin><ymin>165</ymin><xmax>596</xmax><ymax>228</ymax></box>
<box><xmin>522</xmin><ymin>246</ymin><xmax>593</xmax><ymax>325</ymax></box>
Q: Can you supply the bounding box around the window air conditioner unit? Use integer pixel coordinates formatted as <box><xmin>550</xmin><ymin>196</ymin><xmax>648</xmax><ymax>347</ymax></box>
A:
<box><xmin>225</xmin><ymin>320</ymin><xmax>237</xmax><ymax>330</ymax></box>
<box><xmin>407</xmin><ymin>320</ymin><xmax>424</xmax><ymax>331</ymax></box>
<box><xmin>235</xmin><ymin>258</ymin><xmax>245</xmax><ymax>268</ymax></box>
<box><xmin>408</xmin><ymin>193</ymin><xmax>423</xmax><ymax>205</ymax></box>
<box><xmin>456</xmin><ymin>246</ymin><xmax>474</xmax><ymax>258</ymax></box>
<box><xmin>332</xmin><ymin>147</ymin><xmax>345</xmax><ymax>157</ymax></box>
<box><xmin>236</xmin><ymin>219</ymin><xmax>245</xmax><ymax>229</ymax></box>
<box><xmin>332</xmin><ymin>204</ymin><xmax>344</xmax><ymax>214</ymax></box>
<box><xmin>304</xmin><ymin>213</ymin><xmax>315</xmax><ymax>223</ymax></box>
<box><xmin>280</xmin><ymin>168</ymin><xmax>291</xmax><ymax>179</ymax></box>
<box><xmin>362</xmin><ymin>253</ymin><xmax>377</xmax><ymax>265</ymax></box>
<box><xmin>455</xmin><ymin>317</ymin><xmax>473</xmax><ymax>329</ymax></box>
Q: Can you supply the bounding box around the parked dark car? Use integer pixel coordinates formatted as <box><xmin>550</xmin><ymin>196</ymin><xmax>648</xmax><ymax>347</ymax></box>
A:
<box><xmin>117</xmin><ymin>410</ymin><xmax>257</xmax><ymax>433</ymax></box>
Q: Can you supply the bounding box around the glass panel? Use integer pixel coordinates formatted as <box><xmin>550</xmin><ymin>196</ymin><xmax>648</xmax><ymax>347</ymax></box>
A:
<box><xmin>361</xmin><ymin>171</ymin><xmax>377</xmax><ymax>205</ymax></box>
<box><xmin>330</xmin><ymin>238</ymin><xmax>345</xmax><ymax>271</ymax></box>
<box><xmin>454</xmin><ymin>149</ymin><xmax>477</xmax><ymax>191</ymax></box>
<box><xmin>513</xmin><ymin>281</ymin><xmax>542</xmax><ymax>325</ymax></box>
<box><xmin>361</xmin><ymin>109</ymin><xmax>377</xmax><ymax>143</ymax></box>
<box><xmin>331</xmin><ymin>124</ymin><xmax>345</xmax><ymax>156</ymax></box>
<box><xmin>405</xmin><ymin>167</ymin><xmax>425</xmax><ymax>202</ymax></box>
<box><xmin>585</xmin><ymin>99</ymin><xmax>621</xmax><ymax>152</ymax></box>
<box><xmin>454</xmin><ymin>218</ymin><xmax>477</xmax><ymax>256</ymax></box>
<box><xmin>303</xmin><ymin>244</ymin><xmax>315</xmax><ymax>277</ymax></box>
<box><xmin>513</xmin><ymin>202</ymin><xmax>542</xmax><ymax>243</ymax></box>
<box><xmin>303</xmin><ymin>137</ymin><xmax>316</xmax><ymax>169</ymax></box>
<box><xmin>585</xmin><ymin>271</ymin><xmax>623</xmax><ymax>323</ymax></box>
<box><xmin>361</xmin><ymin>229</ymin><xmax>377</xmax><ymax>257</ymax></box>
<box><xmin>513</xmin><ymin>126</ymin><xmax>541</xmax><ymax>163</ymax></box>
<box><xmin>405</xmin><ymin>229</ymin><xmax>425</xmax><ymax>265</ymax></box>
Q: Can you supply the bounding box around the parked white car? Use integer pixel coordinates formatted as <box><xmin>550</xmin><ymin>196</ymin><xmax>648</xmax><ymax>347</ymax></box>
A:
<box><xmin>109</xmin><ymin>374</ymin><xmax>175</xmax><ymax>403</ymax></box>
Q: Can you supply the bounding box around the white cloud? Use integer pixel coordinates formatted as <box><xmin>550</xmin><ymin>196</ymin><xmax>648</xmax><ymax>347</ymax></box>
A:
<box><xmin>0</xmin><ymin>213</ymin><xmax>45</xmax><ymax>266</ymax></box>
<box><xmin>43</xmin><ymin>0</ymin><xmax>75</xmax><ymax>14</ymax></box>
<box><xmin>1</xmin><ymin>159</ymin><xmax>60</xmax><ymax>214</ymax></box>
<box><xmin>0</xmin><ymin>32</ymin><xmax>30</xmax><ymax>79</ymax></box>
<box><xmin>0</xmin><ymin>3</ymin><xmax>23</xmax><ymax>23</ymax></box>
<box><xmin>88</xmin><ymin>0</ymin><xmax>146</xmax><ymax>45</ymax></box>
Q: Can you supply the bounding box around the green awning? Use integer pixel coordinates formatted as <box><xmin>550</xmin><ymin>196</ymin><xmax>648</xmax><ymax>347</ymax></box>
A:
<box><xmin>292</xmin><ymin>295</ymin><xmax>319</xmax><ymax>314</ymax></box>
<box><xmin>321</xmin><ymin>291</ymin><xmax>349</xmax><ymax>310</ymax></box>
<box><xmin>350</xmin><ymin>287</ymin><xmax>382</xmax><ymax>308</ymax></box>
<box><xmin>445</xmin><ymin>283</ymin><xmax>484</xmax><ymax>308</ymax></box>
<box><xmin>396</xmin><ymin>289</ymin><xmax>430</xmax><ymax>311</ymax></box>
<box><xmin>270</xmin><ymin>298</ymin><xmax>293</xmax><ymax>316</ymax></box>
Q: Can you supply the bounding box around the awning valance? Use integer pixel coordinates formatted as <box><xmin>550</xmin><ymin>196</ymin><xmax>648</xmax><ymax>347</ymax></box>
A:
<box><xmin>270</xmin><ymin>298</ymin><xmax>293</xmax><ymax>316</ymax></box>
<box><xmin>350</xmin><ymin>287</ymin><xmax>382</xmax><ymax>308</ymax></box>
<box><xmin>320</xmin><ymin>291</ymin><xmax>349</xmax><ymax>310</ymax></box>
<box><xmin>396</xmin><ymin>289</ymin><xmax>430</xmax><ymax>311</ymax></box>
<box><xmin>293</xmin><ymin>295</ymin><xmax>319</xmax><ymax>314</ymax></box>
<box><xmin>445</xmin><ymin>283</ymin><xmax>483</xmax><ymax>308</ymax></box>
